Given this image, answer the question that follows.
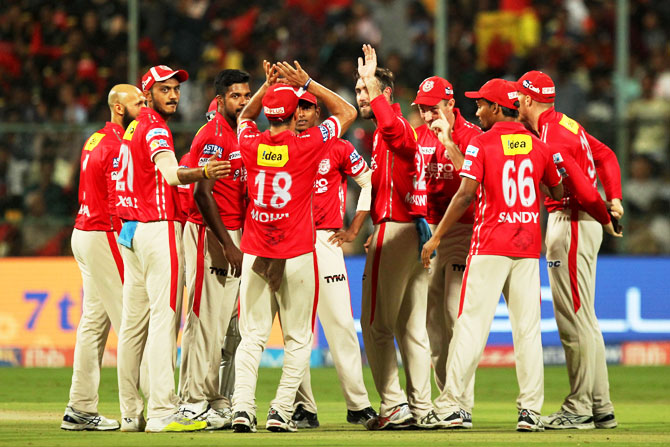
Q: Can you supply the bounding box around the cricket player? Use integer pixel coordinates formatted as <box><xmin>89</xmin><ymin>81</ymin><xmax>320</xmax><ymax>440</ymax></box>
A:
<box><xmin>514</xmin><ymin>71</ymin><xmax>623</xmax><ymax>430</ymax></box>
<box><xmin>178</xmin><ymin>69</ymin><xmax>251</xmax><ymax>429</ymax></box>
<box><xmin>355</xmin><ymin>44</ymin><xmax>438</xmax><ymax>430</ymax></box>
<box><xmin>231</xmin><ymin>60</ymin><xmax>357</xmax><ymax>433</ymax></box>
<box><xmin>61</xmin><ymin>84</ymin><xmax>145</xmax><ymax>431</ymax></box>
<box><xmin>115</xmin><ymin>65</ymin><xmax>230</xmax><ymax>433</ymax></box>
<box><xmin>411</xmin><ymin>76</ymin><xmax>482</xmax><ymax>424</ymax></box>
<box><xmin>422</xmin><ymin>78</ymin><xmax>564</xmax><ymax>432</ymax></box>
<box><xmin>289</xmin><ymin>91</ymin><xmax>377</xmax><ymax>429</ymax></box>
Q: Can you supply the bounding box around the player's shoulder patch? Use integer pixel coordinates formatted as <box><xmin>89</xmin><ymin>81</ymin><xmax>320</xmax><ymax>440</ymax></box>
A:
<box><xmin>558</xmin><ymin>114</ymin><xmax>580</xmax><ymax>135</ymax></box>
<box><xmin>465</xmin><ymin>145</ymin><xmax>479</xmax><ymax>157</ymax></box>
<box><xmin>123</xmin><ymin>120</ymin><xmax>138</xmax><ymax>141</ymax></box>
<box><xmin>146</xmin><ymin>127</ymin><xmax>169</xmax><ymax>142</ymax></box>
<box><xmin>552</xmin><ymin>152</ymin><xmax>564</xmax><ymax>164</ymax></box>
<box><xmin>84</xmin><ymin>132</ymin><xmax>105</xmax><ymax>151</ymax></box>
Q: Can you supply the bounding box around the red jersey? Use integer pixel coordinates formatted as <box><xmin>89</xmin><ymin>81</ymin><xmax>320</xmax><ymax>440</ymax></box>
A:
<box><xmin>416</xmin><ymin>109</ymin><xmax>482</xmax><ymax>225</ymax></box>
<box><xmin>186</xmin><ymin>112</ymin><xmax>246</xmax><ymax>230</ymax></box>
<box><xmin>177</xmin><ymin>152</ymin><xmax>193</xmax><ymax>225</ymax></box>
<box><xmin>369</xmin><ymin>96</ymin><xmax>421</xmax><ymax>224</ymax></box>
<box><xmin>313</xmin><ymin>138</ymin><xmax>369</xmax><ymax>229</ymax></box>
<box><xmin>237</xmin><ymin>116</ymin><xmax>341</xmax><ymax>258</ymax></box>
<box><xmin>461</xmin><ymin>121</ymin><xmax>561</xmax><ymax>258</ymax></box>
<box><xmin>115</xmin><ymin>107</ymin><xmax>181</xmax><ymax>222</ymax></box>
<box><xmin>75</xmin><ymin>122</ymin><xmax>123</xmax><ymax>232</ymax></box>
<box><xmin>538</xmin><ymin>108</ymin><xmax>622</xmax><ymax>215</ymax></box>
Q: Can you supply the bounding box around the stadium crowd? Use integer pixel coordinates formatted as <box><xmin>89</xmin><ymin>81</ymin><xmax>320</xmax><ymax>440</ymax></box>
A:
<box><xmin>0</xmin><ymin>0</ymin><xmax>669</xmax><ymax>256</ymax></box>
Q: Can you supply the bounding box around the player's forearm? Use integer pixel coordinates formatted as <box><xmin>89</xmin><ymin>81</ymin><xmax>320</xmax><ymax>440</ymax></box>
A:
<box><xmin>587</xmin><ymin>132</ymin><xmax>622</xmax><ymax>200</ymax></box>
<box><xmin>307</xmin><ymin>80</ymin><xmax>357</xmax><ymax>134</ymax></box>
<box><xmin>194</xmin><ymin>185</ymin><xmax>237</xmax><ymax>250</ymax></box>
<box><xmin>346</xmin><ymin>210</ymin><xmax>370</xmax><ymax>237</ymax></box>
<box><xmin>432</xmin><ymin>189</ymin><xmax>474</xmax><ymax>241</ymax></box>
<box><xmin>353</xmin><ymin>169</ymin><xmax>372</xmax><ymax>212</ymax></box>
<box><xmin>370</xmin><ymin>96</ymin><xmax>415</xmax><ymax>156</ymax></box>
<box><xmin>444</xmin><ymin>141</ymin><xmax>465</xmax><ymax>170</ymax></box>
<box><xmin>239</xmin><ymin>82</ymin><xmax>270</xmax><ymax>123</ymax></box>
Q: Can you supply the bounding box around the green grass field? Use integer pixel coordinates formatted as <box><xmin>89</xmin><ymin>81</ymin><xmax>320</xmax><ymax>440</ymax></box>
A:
<box><xmin>0</xmin><ymin>366</ymin><xmax>668</xmax><ymax>446</ymax></box>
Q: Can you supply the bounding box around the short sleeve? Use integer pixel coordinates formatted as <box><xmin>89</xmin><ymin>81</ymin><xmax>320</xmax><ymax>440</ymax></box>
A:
<box><xmin>543</xmin><ymin>151</ymin><xmax>562</xmax><ymax>188</ymax></box>
<box><xmin>237</xmin><ymin>119</ymin><xmax>261</xmax><ymax>148</ymax></box>
<box><xmin>340</xmin><ymin>141</ymin><xmax>369</xmax><ymax>177</ymax></box>
<box><xmin>460</xmin><ymin>143</ymin><xmax>483</xmax><ymax>183</ymax></box>
<box><xmin>145</xmin><ymin>124</ymin><xmax>174</xmax><ymax>161</ymax></box>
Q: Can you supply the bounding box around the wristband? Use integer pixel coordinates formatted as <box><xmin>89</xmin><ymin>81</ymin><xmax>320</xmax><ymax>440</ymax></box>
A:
<box><xmin>203</xmin><ymin>164</ymin><xmax>210</xmax><ymax>179</ymax></box>
<box><xmin>302</xmin><ymin>78</ymin><xmax>312</xmax><ymax>91</ymax></box>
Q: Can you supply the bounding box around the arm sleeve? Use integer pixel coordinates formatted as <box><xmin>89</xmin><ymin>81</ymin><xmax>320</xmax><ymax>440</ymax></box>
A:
<box><xmin>586</xmin><ymin>132</ymin><xmax>622</xmax><ymax>200</ymax></box>
<box><xmin>154</xmin><ymin>151</ymin><xmax>183</xmax><ymax>186</ymax></box>
<box><xmin>370</xmin><ymin>96</ymin><xmax>417</xmax><ymax>157</ymax></box>
<box><xmin>553</xmin><ymin>152</ymin><xmax>610</xmax><ymax>224</ymax></box>
<box><xmin>353</xmin><ymin>168</ymin><xmax>372</xmax><ymax>212</ymax></box>
<box><xmin>145</xmin><ymin>124</ymin><xmax>175</xmax><ymax>160</ymax></box>
<box><xmin>459</xmin><ymin>141</ymin><xmax>484</xmax><ymax>183</ymax></box>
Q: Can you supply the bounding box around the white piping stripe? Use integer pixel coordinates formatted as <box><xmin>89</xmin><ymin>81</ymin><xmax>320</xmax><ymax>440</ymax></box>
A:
<box><xmin>155</xmin><ymin>166</ymin><xmax>161</xmax><ymax>219</ymax></box>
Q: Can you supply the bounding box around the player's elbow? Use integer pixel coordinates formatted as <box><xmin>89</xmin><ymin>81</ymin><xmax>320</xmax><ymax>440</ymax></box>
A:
<box><xmin>337</xmin><ymin>103</ymin><xmax>358</xmax><ymax>135</ymax></box>
<box><xmin>549</xmin><ymin>183</ymin><xmax>564</xmax><ymax>201</ymax></box>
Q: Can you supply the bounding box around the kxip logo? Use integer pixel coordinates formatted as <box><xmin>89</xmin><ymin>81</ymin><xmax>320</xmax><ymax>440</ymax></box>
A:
<box><xmin>422</xmin><ymin>80</ymin><xmax>435</xmax><ymax>92</ymax></box>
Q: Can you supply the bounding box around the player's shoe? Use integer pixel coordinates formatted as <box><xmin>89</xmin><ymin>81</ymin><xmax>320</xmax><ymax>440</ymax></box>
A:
<box><xmin>60</xmin><ymin>406</ymin><xmax>120</xmax><ymax>431</ymax></box>
<box><xmin>266</xmin><ymin>407</ymin><xmax>298</xmax><ymax>432</ymax></box>
<box><xmin>232</xmin><ymin>411</ymin><xmax>257</xmax><ymax>433</ymax></box>
<box><xmin>201</xmin><ymin>407</ymin><xmax>233</xmax><ymax>430</ymax></box>
<box><xmin>346</xmin><ymin>406</ymin><xmax>378</xmax><ymax>425</ymax></box>
<box><xmin>291</xmin><ymin>404</ymin><xmax>319</xmax><ymax>429</ymax></box>
<box><xmin>178</xmin><ymin>402</ymin><xmax>209</xmax><ymax>420</ymax></box>
<box><xmin>365</xmin><ymin>403</ymin><xmax>413</xmax><ymax>430</ymax></box>
<box><xmin>120</xmin><ymin>415</ymin><xmax>146</xmax><ymax>432</ymax></box>
<box><xmin>516</xmin><ymin>409</ymin><xmax>545</xmax><ymax>432</ymax></box>
<box><xmin>413</xmin><ymin>410</ymin><xmax>442</xmax><ymax>429</ymax></box>
<box><xmin>438</xmin><ymin>409</ymin><xmax>470</xmax><ymax>429</ymax></box>
<box><xmin>594</xmin><ymin>412</ymin><xmax>618</xmax><ymax>429</ymax></box>
<box><xmin>144</xmin><ymin>412</ymin><xmax>207</xmax><ymax>432</ymax></box>
<box><xmin>541</xmin><ymin>410</ymin><xmax>595</xmax><ymax>430</ymax></box>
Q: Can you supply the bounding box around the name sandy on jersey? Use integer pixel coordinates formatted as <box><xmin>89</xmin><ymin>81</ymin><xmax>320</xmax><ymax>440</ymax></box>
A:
<box><xmin>497</xmin><ymin>211</ymin><xmax>539</xmax><ymax>223</ymax></box>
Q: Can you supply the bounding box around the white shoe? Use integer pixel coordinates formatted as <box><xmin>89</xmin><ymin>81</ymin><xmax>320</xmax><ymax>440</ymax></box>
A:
<box><xmin>145</xmin><ymin>412</ymin><xmax>207</xmax><ymax>432</ymax></box>
<box><xmin>121</xmin><ymin>415</ymin><xmax>146</xmax><ymax>432</ymax></box>
<box><xmin>202</xmin><ymin>407</ymin><xmax>232</xmax><ymax>430</ymax></box>
<box><xmin>541</xmin><ymin>410</ymin><xmax>595</xmax><ymax>430</ymax></box>
<box><xmin>178</xmin><ymin>402</ymin><xmax>209</xmax><ymax>420</ymax></box>
<box><xmin>414</xmin><ymin>410</ymin><xmax>441</xmax><ymax>429</ymax></box>
<box><xmin>517</xmin><ymin>409</ymin><xmax>545</xmax><ymax>432</ymax></box>
<box><xmin>60</xmin><ymin>406</ymin><xmax>119</xmax><ymax>431</ymax></box>
<box><xmin>365</xmin><ymin>403</ymin><xmax>413</xmax><ymax>430</ymax></box>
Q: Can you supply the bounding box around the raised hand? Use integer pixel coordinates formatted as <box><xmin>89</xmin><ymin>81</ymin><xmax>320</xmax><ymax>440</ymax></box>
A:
<box><xmin>357</xmin><ymin>44</ymin><xmax>378</xmax><ymax>79</ymax></box>
<box><xmin>263</xmin><ymin>59</ymin><xmax>279</xmax><ymax>86</ymax></box>
<box><xmin>275</xmin><ymin>61</ymin><xmax>310</xmax><ymax>88</ymax></box>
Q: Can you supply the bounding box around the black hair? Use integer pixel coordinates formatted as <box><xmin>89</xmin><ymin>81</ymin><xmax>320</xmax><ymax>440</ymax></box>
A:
<box><xmin>355</xmin><ymin>67</ymin><xmax>395</xmax><ymax>101</ymax></box>
<box><xmin>483</xmin><ymin>99</ymin><xmax>519</xmax><ymax>118</ymax></box>
<box><xmin>214</xmin><ymin>69</ymin><xmax>250</xmax><ymax>96</ymax></box>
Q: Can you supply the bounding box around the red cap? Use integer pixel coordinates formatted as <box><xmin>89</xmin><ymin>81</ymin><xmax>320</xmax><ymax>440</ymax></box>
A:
<box><xmin>262</xmin><ymin>84</ymin><xmax>299</xmax><ymax>121</ymax></box>
<box><xmin>141</xmin><ymin>65</ymin><xmax>189</xmax><ymax>91</ymax></box>
<box><xmin>514</xmin><ymin>70</ymin><xmax>555</xmax><ymax>103</ymax></box>
<box><xmin>299</xmin><ymin>91</ymin><xmax>318</xmax><ymax>106</ymax></box>
<box><xmin>412</xmin><ymin>76</ymin><xmax>454</xmax><ymax>106</ymax></box>
<box><xmin>465</xmin><ymin>78</ymin><xmax>519</xmax><ymax>109</ymax></box>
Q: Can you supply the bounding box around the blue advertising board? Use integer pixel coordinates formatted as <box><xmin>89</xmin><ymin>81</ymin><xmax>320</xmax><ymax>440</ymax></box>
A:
<box><xmin>315</xmin><ymin>256</ymin><xmax>670</xmax><ymax>350</ymax></box>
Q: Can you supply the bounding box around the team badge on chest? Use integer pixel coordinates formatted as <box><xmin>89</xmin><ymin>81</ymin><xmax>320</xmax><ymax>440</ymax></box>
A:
<box><xmin>318</xmin><ymin>158</ymin><xmax>331</xmax><ymax>175</ymax></box>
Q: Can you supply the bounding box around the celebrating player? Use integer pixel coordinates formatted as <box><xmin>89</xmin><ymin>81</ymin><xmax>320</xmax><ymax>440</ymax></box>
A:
<box><xmin>289</xmin><ymin>91</ymin><xmax>377</xmax><ymax>429</ymax></box>
<box><xmin>231</xmin><ymin>61</ymin><xmax>357</xmax><ymax>433</ymax></box>
<box><xmin>422</xmin><ymin>79</ymin><xmax>563</xmax><ymax>432</ymax></box>
<box><xmin>61</xmin><ymin>84</ymin><xmax>145</xmax><ymax>431</ymax></box>
<box><xmin>178</xmin><ymin>70</ymin><xmax>251</xmax><ymax>429</ymax></box>
<box><xmin>115</xmin><ymin>65</ymin><xmax>230</xmax><ymax>433</ymax></box>
<box><xmin>355</xmin><ymin>44</ymin><xmax>438</xmax><ymax>430</ymax></box>
<box><xmin>514</xmin><ymin>70</ymin><xmax>623</xmax><ymax>430</ymax></box>
<box><xmin>411</xmin><ymin>76</ymin><xmax>482</xmax><ymax>425</ymax></box>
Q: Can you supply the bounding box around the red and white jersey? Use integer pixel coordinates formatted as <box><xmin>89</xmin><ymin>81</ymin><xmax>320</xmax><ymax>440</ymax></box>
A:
<box><xmin>461</xmin><ymin>121</ymin><xmax>561</xmax><ymax>258</ymax></box>
<box><xmin>75</xmin><ymin>122</ymin><xmax>124</xmax><ymax>232</ymax></box>
<box><xmin>237</xmin><ymin>116</ymin><xmax>340</xmax><ymax>258</ymax></box>
<box><xmin>115</xmin><ymin>107</ymin><xmax>181</xmax><ymax>222</ymax></box>
<box><xmin>538</xmin><ymin>108</ymin><xmax>622</xmax><ymax>214</ymax></box>
<box><xmin>416</xmin><ymin>109</ymin><xmax>482</xmax><ymax>225</ymax></box>
<box><xmin>369</xmin><ymin>96</ymin><xmax>421</xmax><ymax>224</ymax></box>
<box><xmin>313</xmin><ymin>138</ymin><xmax>368</xmax><ymax>229</ymax></box>
<box><xmin>177</xmin><ymin>152</ymin><xmax>193</xmax><ymax>225</ymax></box>
<box><xmin>187</xmin><ymin>112</ymin><xmax>246</xmax><ymax>230</ymax></box>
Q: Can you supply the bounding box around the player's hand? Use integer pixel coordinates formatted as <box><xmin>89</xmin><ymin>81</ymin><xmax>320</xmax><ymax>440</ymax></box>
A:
<box><xmin>223</xmin><ymin>243</ymin><xmax>243</xmax><ymax>277</ymax></box>
<box><xmin>430</xmin><ymin>109</ymin><xmax>453</xmax><ymax>146</ymax></box>
<box><xmin>421</xmin><ymin>236</ymin><xmax>439</xmax><ymax>269</ymax></box>
<box><xmin>603</xmin><ymin>221</ymin><xmax>623</xmax><ymax>238</ymax></box>
<box><xmin>363</xmin><ymin>233</ymin><xmax>373</xmax><ymax>253</ymax></box>
<box><xmin>328</xmin><ymin>228</ymin><xmax>357</xmax><ymax>247</ymax></box>
<box><xmin>275</xmin><ymin>61</ymin><xmax>310</xmax><ymax>88</ymax></box>
<box><xmin>608</xmin><ymin>198</ymin><xmax>624</xmax><ymax>219</ymax></box>
<box><xmin>263</xmin><ymin>60</ymin><xmax>279</xmax><ymax>87</ymax></box>
<box><xmin>204</xmin><ymin>154</ymin><xmax>231</xmax><ymax>179</ymax></box>
<box><xmin>357</xmin><ymin>44</ymin><xmax>378</xmax><ymax>80</ymax></box>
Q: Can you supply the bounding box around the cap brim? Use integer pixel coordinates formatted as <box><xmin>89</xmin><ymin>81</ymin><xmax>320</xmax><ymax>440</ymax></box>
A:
<box><xmin>464</xmin><ymin>91</ymin><xmax>482</xmax><ymax>99</ymax></box>
<box><xmin>411</xmin><ymin>96</ymin><xmax>442</xmax><ymax>107</ymax></box>
<box><xmin>172</xmin><ymin>69</ymin><xmax>189</xmax><ymax>83</ymax></box>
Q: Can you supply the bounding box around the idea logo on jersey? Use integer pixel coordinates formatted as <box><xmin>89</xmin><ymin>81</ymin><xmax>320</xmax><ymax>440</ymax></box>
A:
<box><xmin>501</xmin><ymin>134</ymin><xmax>533</xmax><ymax>156</ymax></box>
<box><xmin>257</xmin><ymin>144</ymin><xmax>289</xmax><ymax>167</ymax></box>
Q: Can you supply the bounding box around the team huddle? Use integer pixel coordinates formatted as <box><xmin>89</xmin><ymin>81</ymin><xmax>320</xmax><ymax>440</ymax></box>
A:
<box><xmin>61</xmin><ymin>44</ymin><xmax>623</xmax><ymax>434</ymax></box>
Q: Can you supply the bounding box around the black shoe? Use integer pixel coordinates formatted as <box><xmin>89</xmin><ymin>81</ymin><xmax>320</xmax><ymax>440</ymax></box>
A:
<box><xmin>347</xmin><ymin>406</ymin><xmax>378</xmax><ymax>425</ymax></box>
<box><xmin>291</xmin><ymin>404</ymin><xmax>319</xmax><ymax>429</ymax></box>
<box><xmin>267</xmin><ymin>407</ymin><xmax>298</xmax><ymax>432</ymax></box>
<box><xmin>232</xmin><ymin>411</ymin><xmax>257</xmax><ymax>433</ymax></box>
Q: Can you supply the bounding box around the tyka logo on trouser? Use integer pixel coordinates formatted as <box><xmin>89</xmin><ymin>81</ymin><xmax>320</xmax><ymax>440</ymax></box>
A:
<box><xmin>547</xmin><ymin>260</ymin><xmax>562</xmax><ymax>268</ymax></box>
<box><xmin>452</xmin><ymin>264</ymin><xmax>466</xmax><ymax>272</ymax></box>
<box><xmin>324</xmin><ymin>274</ymin><xmax>346</xmax><ymax>283</ymax></box>
<box><xmin>209</xmin><ymin>267</ymin><xmax>228</xmax><ymax>276</ymax></box>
